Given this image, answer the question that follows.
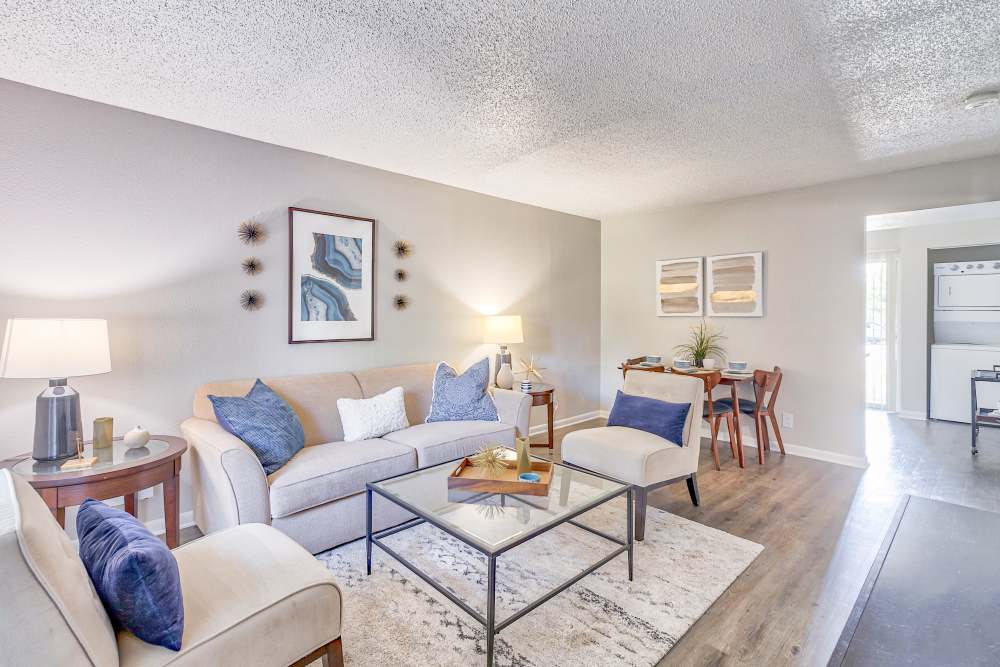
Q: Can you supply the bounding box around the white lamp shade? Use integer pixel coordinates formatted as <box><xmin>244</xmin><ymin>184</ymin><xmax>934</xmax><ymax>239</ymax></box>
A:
<box><xmin>0</xmin><ymin>318</ymin><xmax>111</xmax><ymax>379</ymax></box>
<box><xmin>483</xmin><ymin>315</ymin><xmax>524</xmax><ymax>344</ymax></box>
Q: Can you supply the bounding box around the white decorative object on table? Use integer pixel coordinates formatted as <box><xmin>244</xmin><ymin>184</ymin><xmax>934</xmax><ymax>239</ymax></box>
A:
<box><xmin>520</xmin><ymin>379</ymin><xmax>533</xmax><ymax>392</ymax></box>
<box><xmin>337</xmin><ymin>386</ymin><xmax>409</xmax><ymax>441</ymax></box>
<box><xmin>123</xmin><ymin>425</ymin><xmax>151</xmax><ymax>449</ymax></box>
<box><xmin>483</xmin><ymin>315</ymin><xmax>523</xmax><ymax>389</ymax></box>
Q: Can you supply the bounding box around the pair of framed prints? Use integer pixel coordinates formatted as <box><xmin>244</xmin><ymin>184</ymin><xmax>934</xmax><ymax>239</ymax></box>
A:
<box><xmin>656</xmin><ymin>252</ymin><xmax>763</xmax><ymax>318</ymax></box>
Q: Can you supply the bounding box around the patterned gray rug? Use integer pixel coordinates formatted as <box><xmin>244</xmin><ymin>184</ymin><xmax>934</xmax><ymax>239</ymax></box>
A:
<box><xmin>318</xmin><ymin>498</ymin><xmax>762</xmax><ymax>666</ymax></box>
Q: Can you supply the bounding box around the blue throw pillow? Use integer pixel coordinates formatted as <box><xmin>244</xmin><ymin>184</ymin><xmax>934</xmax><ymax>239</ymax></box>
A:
<box><xmin>209</xmin><ymin>379</ymin><xmax>305</xmax><ymax>474</ymax></box>
<box><xmin>77</xmin><ymin>499</ymin><xmax>184</xmax><ymax>651</ymax></box>
<box><xmin>426</xmin><ymin>358</ymin><xmax>500</xmax><ymax>423</ymax></box>
<box><xmin>606</xmin><ymin>390</ymin><xmax>690</xmax><ymax>446</ymax></box>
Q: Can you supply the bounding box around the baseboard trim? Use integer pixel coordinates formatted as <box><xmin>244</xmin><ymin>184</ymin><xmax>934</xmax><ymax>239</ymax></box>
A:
<box><xmin>145</xmin><ymin>510</ymin><xmax>197</xmax><ymax>538</ymax></box>
<box><xmin>529</xmin><ymin>410</ymin><xmax>603</xmax><ymax>437</ymax></box>
<box><xmin>712</xmin><ymin>428</ymin><xmax>868</xmax><ymax>469</ymax></box>
<box><xmin>896</xmin><ymin>410</ymin><xmax>927</xmax><ymax>421</ymax></box>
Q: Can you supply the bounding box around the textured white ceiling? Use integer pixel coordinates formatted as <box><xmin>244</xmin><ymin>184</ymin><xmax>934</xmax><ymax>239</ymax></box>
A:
<box><xmin>1</xmin><ymin>1</ymin><xmax>999</xmax><ymax>218</ymax></box>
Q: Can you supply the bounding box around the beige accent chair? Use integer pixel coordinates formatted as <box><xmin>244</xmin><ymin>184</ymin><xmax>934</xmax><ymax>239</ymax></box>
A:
<box><xmin>182</xmin><ymin>362</ymin><xmax>532</xmax><ymax>554</ymax></box>
<box><xmin>561</xmin><ymin>371</ymin><xmax>703</xmax><ymax>540</ymax></box>
<box><xmin>0</xmin><ymin>469</ymin><xmax>344</xmax><ymax>667</ymax></box>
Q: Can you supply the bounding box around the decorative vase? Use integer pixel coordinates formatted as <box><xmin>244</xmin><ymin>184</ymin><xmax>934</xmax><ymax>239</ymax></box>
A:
<box><xmin>520</xmin><ymin>378</ymin><xmax>533</xmax><ymax>393</ymax></box>
<box><xmin>496</xmin><ymin>362</ymin><xmax>514</xmax><ymax>389</ymax></box>
<box><xmin>124</xmin><ymin>425</ymin><xmax>151</xmax><ymax>449</ymax></box>
<box><xmin>516</xmin><ymin>437</ymin><xmax>532</xmax><ymax>475</ymax></box>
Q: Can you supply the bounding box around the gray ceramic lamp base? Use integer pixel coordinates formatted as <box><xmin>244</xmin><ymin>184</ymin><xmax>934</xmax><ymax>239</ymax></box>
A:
<box><xmin>33</xmin><ymin>379</ymin><xmax>83</xmax><ymax>461</ymax></box>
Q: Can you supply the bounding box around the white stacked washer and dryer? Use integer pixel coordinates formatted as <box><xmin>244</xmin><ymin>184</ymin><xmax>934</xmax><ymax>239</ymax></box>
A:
<box><xmin>930</xmin><ymin>260</ymin><xmax>1000</xmax><ymax>422</ymax></box>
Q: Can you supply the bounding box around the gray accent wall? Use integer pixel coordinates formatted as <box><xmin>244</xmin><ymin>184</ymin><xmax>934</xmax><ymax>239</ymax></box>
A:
<box><xmin>0</xmin><ymin>79</ymin><xmax>601</xmax><ymax>526</ymax></box>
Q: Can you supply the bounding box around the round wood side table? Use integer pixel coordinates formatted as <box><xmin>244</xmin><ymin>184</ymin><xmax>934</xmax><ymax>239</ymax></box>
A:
<box><xmin>523</xmin><ymin>383</ymin><xmax>555</xmax><ymax>449</ymax></box>
<box><xmin>1</xmin><ymin>435</ymin><xmax>187</xmax><ymax>548</ymax></box>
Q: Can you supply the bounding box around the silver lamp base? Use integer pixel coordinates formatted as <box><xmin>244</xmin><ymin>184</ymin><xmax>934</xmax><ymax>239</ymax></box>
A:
<box><xmin>33</xmin><ymin>378</ymin><xmax>82</xmax><ymax>461</ymax></box>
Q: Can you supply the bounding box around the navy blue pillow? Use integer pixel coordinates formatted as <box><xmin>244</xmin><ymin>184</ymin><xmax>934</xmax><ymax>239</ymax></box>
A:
<box><xmin>77</xmin><ymin>499</ymin><xmax>184</xmax><ymax>651</ymax></box>
<box><xmin>606</xmin><ymin>390</ymin><xmax>690</xmax><ymax>446</ymax></box>
<box><xmin>209</xmin><ymin>379</ymin><xmax>305</xmax><ymax>474</ymax></box>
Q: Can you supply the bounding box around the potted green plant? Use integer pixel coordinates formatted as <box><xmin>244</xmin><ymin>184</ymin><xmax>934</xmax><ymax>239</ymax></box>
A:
<box><xmin>674</xmin><ymin>321</ymin><xmax>726</xmax><ymax>368</ymax></box>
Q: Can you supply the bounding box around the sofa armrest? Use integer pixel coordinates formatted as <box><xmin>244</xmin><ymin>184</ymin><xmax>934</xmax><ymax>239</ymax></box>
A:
<box><xmin>180</xmin><ymin>418</ymin><xmax>270</xmax><ymax>534</ymax></box>
<box><xmin>493</xmin><ymin>388</ymin><xmax>532</xmax><ymax>437</ymax></box>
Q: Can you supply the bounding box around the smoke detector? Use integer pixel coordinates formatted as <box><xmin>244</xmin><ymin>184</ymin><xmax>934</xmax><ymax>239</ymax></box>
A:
<box><xmin>963</xmin><ymin>91</ymin><xmax>1000</xmax><ymax>110</ymax></box>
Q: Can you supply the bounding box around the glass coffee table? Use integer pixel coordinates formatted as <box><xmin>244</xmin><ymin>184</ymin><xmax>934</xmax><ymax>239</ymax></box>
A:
<box><xmin>366</xmin><ymin>453</ymin><xmax>633</xmax><ymax>666</ymax></box>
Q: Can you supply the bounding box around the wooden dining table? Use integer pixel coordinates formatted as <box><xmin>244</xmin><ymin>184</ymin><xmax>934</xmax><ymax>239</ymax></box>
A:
<box><xmin>619</xmin><ymin>362</ymin><xmax>754</xmax><ymax>467</ymax></box>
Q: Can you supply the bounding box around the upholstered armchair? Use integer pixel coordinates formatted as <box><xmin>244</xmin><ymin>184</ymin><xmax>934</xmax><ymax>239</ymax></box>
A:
<box><xmin>561</xmin><ymin>370</ymin><xmax>704</xmax><ymax>540</ymax></box>
<box><xmin>0</xmin><ymin>469</ymin><xmax>345</xmax><ymax>666</ymax></box>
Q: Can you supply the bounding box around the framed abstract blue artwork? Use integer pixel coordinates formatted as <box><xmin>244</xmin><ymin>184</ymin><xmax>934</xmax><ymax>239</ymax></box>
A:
<box><xmin>288</xmin><ymin>207</ymin><xmax>376</xmax><ymax>343</ymax></box>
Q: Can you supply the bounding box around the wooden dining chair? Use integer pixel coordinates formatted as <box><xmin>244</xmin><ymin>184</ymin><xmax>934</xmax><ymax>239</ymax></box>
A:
<box><xmin>720</xmin><ymin>366</ymin><xmax>784</xmax><ymax>464</ymax></box>
<box><xmin>700</xmin><ymin>370</ymin><xmax>739</xmax><ymax>471</ymax></box>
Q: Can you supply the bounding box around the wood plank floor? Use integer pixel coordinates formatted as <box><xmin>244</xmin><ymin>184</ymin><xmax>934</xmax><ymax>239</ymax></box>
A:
<box><xmin>548</xmin><ymin>410</ymin><xmax>1000</xmax><ymax>666</ymax></box>
<box><xmin>179</xmin><ymin>410</ymin><xmax>1000</xmax><ymax>666</ymax></box>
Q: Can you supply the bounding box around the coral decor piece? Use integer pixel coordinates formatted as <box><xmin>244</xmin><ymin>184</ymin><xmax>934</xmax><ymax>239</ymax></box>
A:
<box><xmin>393</xmin><ymin>295</ymin><xmax>410</xmax><ymax>310</ymax></box>
<box><xmin>240</xmin><ymin>289</ymin><xmax>264</xmax><ymax>311</ymax></box>
<box><xmin>470</xmin><ymin>445</ymin><xmax>507</xmax><ymax>478</ymax></box>
<box><xmin>393</xmin><ymin>240</ymin><xmax>413</xmax><ymax>258</ymax></box>
<box><xmin>394</xmin><ymin>268</ymin><xmax>408</xmax><ymax>282</ymax></box>
<box><xmin>241</xmin><ymin>256</ymin><xmax>262</xmax><ymax>275</ymax></box>
<box><xmin>238</xmin><ymin>219</ymin><xmax>266</xmax><ymax>245</ymax></box>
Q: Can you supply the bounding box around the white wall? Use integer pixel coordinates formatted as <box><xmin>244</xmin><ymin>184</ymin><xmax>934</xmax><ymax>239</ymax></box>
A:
<box><xmin>0</xmin><ymin>80</ymin><xmax>601</xmax><ymax>528</ymax></box>
<box><xmin>602</xmin><ymin>154</ymin><xmax>1000</xmax><ymax>467</ymax></box>
<box><xmin>867</xmin><ymin>218</ymin><xmax>1000</xmax><ymax>416</ymax></box>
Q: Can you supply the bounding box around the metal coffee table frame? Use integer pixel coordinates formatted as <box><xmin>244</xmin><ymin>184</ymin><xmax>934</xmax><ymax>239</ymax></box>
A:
<box><xmin>366</xmin><ymin>460</ymin><xmax>634</xmax><ymax>666</ymax></box>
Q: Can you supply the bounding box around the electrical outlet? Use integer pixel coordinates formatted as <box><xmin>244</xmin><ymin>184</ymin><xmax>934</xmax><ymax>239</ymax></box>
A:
<box><xmin>782</xmin><ymin>413</ymin><xmax>794</xmax><ymax>428</ymax></box>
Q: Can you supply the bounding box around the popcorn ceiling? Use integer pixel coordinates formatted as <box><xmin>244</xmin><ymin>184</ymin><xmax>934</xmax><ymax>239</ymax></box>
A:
<box><xmin>1</xmin><ymin>0</ymin><xmax>998</xmax><ymax>218</ymax></box>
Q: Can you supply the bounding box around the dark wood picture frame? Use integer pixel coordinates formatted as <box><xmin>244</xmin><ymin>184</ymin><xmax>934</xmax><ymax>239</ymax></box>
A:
<box><xmin>288</xmin><ymin>206</ymin><xmax>377</xmax><ymax>344</ymax></box>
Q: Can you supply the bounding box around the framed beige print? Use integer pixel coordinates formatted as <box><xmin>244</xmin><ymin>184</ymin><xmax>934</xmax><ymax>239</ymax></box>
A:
<box><xmin>656</xmin><ymin>257</ymin><xmax>703</xmax><ymax>316</ymax></box>
<box><xmin>706</xmin><ymin>251</ymin><xmax>763</xmax><ymax>317</ymax></box>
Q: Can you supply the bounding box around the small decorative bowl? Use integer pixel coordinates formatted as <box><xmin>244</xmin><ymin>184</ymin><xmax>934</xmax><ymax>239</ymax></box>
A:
<box><xmin>673</xmin><ymin>358</ymin><xmax>692</xmax><ymax>370</ymax></box>
<box><xmin>518</xmin><ymin>472</ymin><xmax>541</xmax><ymax>483</ymax></box>
<box><xmin>728</xmin><ymin>361</ymin><xmax>749</xmax><ymax>372</ymax></box>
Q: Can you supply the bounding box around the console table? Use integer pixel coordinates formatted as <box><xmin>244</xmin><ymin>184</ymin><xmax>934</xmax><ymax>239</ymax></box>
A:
<box><xmin>1</xmin><ymin>435</ymin><xmax>187</xmax><ymax>548</ymax></box>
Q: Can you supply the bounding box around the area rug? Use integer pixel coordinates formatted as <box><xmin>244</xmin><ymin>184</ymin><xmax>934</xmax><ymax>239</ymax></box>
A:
<box><xmin>317</xmin><ymin>497</ymin><xmax>762</xmax><ymax>666</ymax></box>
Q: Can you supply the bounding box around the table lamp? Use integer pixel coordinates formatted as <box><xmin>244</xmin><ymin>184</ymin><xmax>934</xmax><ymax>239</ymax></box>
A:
<box><xmin>0</xmin><ymin>318</ymin><xmax>112</xmax><ymax>461</ymax></box>
<box><xmin>483</xmin><ymin>315</ymin><xmax>523</xmax><ymax>389</ymax></box>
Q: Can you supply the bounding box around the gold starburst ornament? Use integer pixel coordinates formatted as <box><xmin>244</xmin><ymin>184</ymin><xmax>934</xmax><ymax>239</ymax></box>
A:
<box><xmin>517</xmin><ymin>355</ymin><xmax>546</xmax><ymax>381</ymax></box>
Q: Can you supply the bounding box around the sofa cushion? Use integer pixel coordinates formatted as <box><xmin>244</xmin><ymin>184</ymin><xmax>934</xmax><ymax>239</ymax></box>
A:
<box><xmin>117</xmin><ymin>523</ymin><xmax>341</xmax><ymax>667</ymax></box>
<box><xmin>209</xmin><ymin>379</ymin><xmax>305</xmax><ymax>475</ymax></box>
<box><xmin>193</xmin><ymin>371</ymin><xmax>363</xmax><ymax>446</ymax></box>
<box><xmin>77</xmin><ymin>499</ymin><xmax>184</xmax><ymax>651</ymax></box>
<box><xmin>353</xmin><ymin>363</ymin><xmax>437</xmax><ymax>430</ymax></box>
<box><xmin>426</xmin><ymin>358</ymin><xmax>499</xmax><ymax>424</ymax></box>
<box><xmin>561</xmin><ymin>426</ymin><xmax>690</xmax><ymax>487</ymax></box>
<box><xmin>383</xmin><ymin>420</ymin><xmax>514</xmax><ymax>467</ymax></box>
<box><xmin>268</xmin><ymin>439</ymin><xmax>416</xmax><ymax>518</ymax></box>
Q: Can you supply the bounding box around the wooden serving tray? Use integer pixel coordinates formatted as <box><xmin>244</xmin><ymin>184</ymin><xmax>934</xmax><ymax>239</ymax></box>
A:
<box><xmin>448</xmin><ymin>458</ymin><xmax>553</xmax><ymax>497</ymax></box>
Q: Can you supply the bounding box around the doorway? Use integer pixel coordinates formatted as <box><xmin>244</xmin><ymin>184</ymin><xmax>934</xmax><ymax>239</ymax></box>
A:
<box><xmin>865</xmin><ymin>251</ymin><xmax>898</xmax><ymax>410</ymax></box>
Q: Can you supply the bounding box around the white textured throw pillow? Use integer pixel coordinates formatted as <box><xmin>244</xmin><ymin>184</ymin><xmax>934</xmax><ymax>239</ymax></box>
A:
<box><xmin>337</xmin><ymin>386</ymin><xmax>410</xmax><ymax>442</ymax></box>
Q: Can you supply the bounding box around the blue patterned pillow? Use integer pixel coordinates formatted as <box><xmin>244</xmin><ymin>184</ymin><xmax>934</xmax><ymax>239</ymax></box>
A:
<box><xmin>77</xmin><ymin>499</ymin><xmax>184</xmax><ymax>651</ymax></box>
<box><xmin>426</xmin><ymin>358</ymin><xmax>500</xmax><ymax>423</ymax></box>
<box><xmin>209</xmin><ymin>379</ymin><xmax>305</xmax><ymax>474</ymax></box>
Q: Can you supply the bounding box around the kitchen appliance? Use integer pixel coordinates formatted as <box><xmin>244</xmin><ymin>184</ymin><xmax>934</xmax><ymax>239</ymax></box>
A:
<box><xmin>930</xmin><ymin>261</ymin><xmax>1000</xmax><ymax>422</ymax></box>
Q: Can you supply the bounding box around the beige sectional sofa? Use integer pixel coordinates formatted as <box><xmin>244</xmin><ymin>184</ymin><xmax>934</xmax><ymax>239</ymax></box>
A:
<box><xmin>181</xmin><ymin>362</ymin><xmax>532</xmax><ymax>553</ymax></box>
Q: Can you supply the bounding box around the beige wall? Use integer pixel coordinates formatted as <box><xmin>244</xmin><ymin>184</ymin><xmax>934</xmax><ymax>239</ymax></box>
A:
<box><xmin>0</xmin><ymin>80</ymin><xmax>601</xmax><ymax>527</ymax></box>
<box><xmin>867</xmin><ymin>218</ymin><xmax>1000</xmax><ymax>416</ymax></box>
<box><xmin>602</xmin><ymin>155</ymin><xmax>1000</xmax><ymax>467</ymax></box>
